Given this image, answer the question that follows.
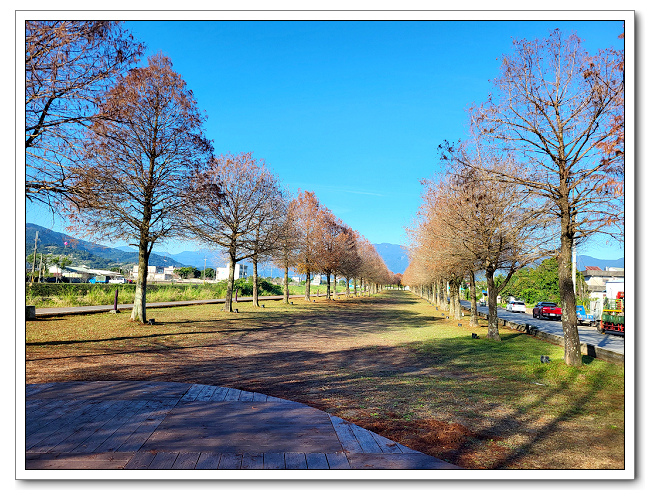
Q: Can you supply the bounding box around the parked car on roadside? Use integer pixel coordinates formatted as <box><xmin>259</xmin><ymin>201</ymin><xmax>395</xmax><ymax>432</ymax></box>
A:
<box><xmin>532</xmin><ymin>301</ymin><xmax>562</xmax><ymax>320</ymax></box>
<box><xmin>576</xmin><ymin>305</ymin><xmax>596</xmax><ymax>327</ymax></box>
<box><xmin>506</xmin><ymin>300</ymin><xmax>526</xmax><ymax>313</ymax></box>
<box><xmin>109</xmin><ymin>276</ymin><xmax>128</xmax><ymax>284</ymax></box>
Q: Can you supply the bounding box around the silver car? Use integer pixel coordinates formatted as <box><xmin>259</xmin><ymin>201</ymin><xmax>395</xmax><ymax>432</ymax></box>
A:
<box><xmin>506</xmin><ymin>300</ymin><xmax>526</xmax><ymax>313</ymax></box>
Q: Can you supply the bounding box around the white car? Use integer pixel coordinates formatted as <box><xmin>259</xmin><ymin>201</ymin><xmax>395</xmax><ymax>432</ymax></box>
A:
<box><xmin>109</xmin><ymin>276</ymin><xmax>128</xmax><ymax>284</ymax></box>
<box><xmin>506</xmin><ymin>300</ymin><xmax>526</xmax><ymax>313</ymax></box>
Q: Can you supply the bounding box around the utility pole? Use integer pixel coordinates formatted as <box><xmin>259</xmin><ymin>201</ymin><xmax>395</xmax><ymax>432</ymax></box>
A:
<box><xmin>572</xmin><ymin>242</ymin><xmax>577</xmax><ymax>295</ymax></box>
<box><xmin>30</xmin><ymin>231</ymin><xmax>38</xmax><ymax>284</ymax></box>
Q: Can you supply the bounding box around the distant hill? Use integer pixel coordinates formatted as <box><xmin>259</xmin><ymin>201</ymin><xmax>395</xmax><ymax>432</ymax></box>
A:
<box><xmin>374</xmin><ymin>243</ymin><xmax>409</xmax><ymax>275</ymax></box>
<box><xmin>24</xmin><ymin>224</ymin><xmax>412</xmax><ymax>275</ymax></box>
<box><xmin>576</xmin><ymin>255</ymin><xmax>624</xmax><ymax>272</ymax></box>
<box><xmin>25</xmin><ymin>223</ymin><xmax>187</xmax><ymax>269</ymax></box>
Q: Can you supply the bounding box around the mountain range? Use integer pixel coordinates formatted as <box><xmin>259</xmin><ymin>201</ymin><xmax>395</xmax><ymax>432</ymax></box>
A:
<box><xmin>24</xmin><ymin>223</ymin><xmax>623</xmax><ymax>275</ymax></box>
<box><xmin>25</xmin><ymin>223</ymin><xmax>187</xmax><ymax>270</ymax></box>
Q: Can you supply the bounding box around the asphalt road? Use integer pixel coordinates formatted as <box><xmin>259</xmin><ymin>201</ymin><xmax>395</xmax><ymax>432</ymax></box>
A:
<box><xmin>459</xmin><ymin>300</ymin><xmax>624</xmax><ymax>356</ymax></box>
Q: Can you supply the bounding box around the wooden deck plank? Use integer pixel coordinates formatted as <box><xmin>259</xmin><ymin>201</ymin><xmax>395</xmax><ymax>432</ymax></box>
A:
<box><xmin>329</xmin><ymin>416</ymin><xmax>363</xmax><ymax>454</ymax></box>
<box><xmin>223</xmin><ymin>388</ymin><xmax>242</xmax><ymax>401</ymax></box>
<box><xmin>25</xmin><ymin>383</ymin><xmax>57</xmax><ymax>398</ymax></box>
<box><xmin>263</xmin><ymin>452</ymin><xmax>285</xmax><ymax>469</ymax></box>
<box><xmin>26</xmin><ymin>452</ymin><xmax>133</xmax><ymax>470</ymax></box>
<box><xmin>48</xmin><ymin>400</ymin><xmax>127</xmax><ymax>453</ymax></box>
<box><xmin>194</xmin><ymin>385</ymin><xmax>218</xmax><ymax>401</ymax></box>
<box><xmin>346</xmin><ymin>453</ymin><xmax>462</xmax><ymax>470</ymax></box>
<box><xmin>124</xmin><ymin>451</ymin><xmax>157</xmax><ymax>469</ymax></box>
<box><xmin>305</xmin><ymin>453</ymin><xmax>329</xmax><ymax>469</ymax></box>
<box><xmin>116</xmin><ymin>418</ymin><xmax>166</xmax><ymax>452</ymax></box>
<box><xmin>350</xmin><ymin>424</ymin><xmax>383</xmax><ymax>453</ymax></box>
<box><xmin>207</xmin><ymin>386</ymin><xmax>229</xmax><ymax>402</ymax></box>
<box><xmin>395</xmin><ymin>442</ymin><xmax>420</xmax><ymax>454</ymax></box>
<box><xmin>25</xmin><ymin>399</ymin><xmax>88</xmax><ymax>435</ymax></box>
<box><xmin>179</xmin><ymin>384</ymin><xmax>207</xmax><ymax>402</ymax></box>
<box><xmin>284</xmin><ymin>452</ymin><xmax>307</xmax><ymax>469</ymax></box>
<box><xmin>93</xmin><ymin>400</ymin><xmax>173</xmax><ymax>453</ymax></box>
<box><xmin>251</xmin><ymin>392</ymin><xmax>268</xmax><ymax>402</ymax></box>
<box><xmin>172</xmin><ymin>452</ymin><xmax>201</xmax><ymax>469</ymax></box>
<box><xmin>238</xmin><ymin>390</ymin><xmax>255</xmax><ymax>402</ymax></box>
<box><xmin>217</xmin><ymin>453</ymin><xmax>242</xmax><ymax>469</ymax></box>
<box><xmin>67</xmin><ymin>400</ymin><xmax>150</xmax><ymax>454</ymax></box>
<box><xmin>325</xmin><ymin>452</ymin><xmax>351</xmax><ymax>469</ymax></box>
<box><xmin>241</xmin><ymin>453</ymin><xmax>264</xmax><ymax>469</ymax></box>
<box><xmin>26</xmin><ymin>400</ymin><xmax>117</xmax><ymax>452</ymax></box>
<box><xmin>195</xmin><ymin>452</ymin><xmax>221</xmax><ymax>469</ymax></box>
<box><xmin>148</xmin><ymin>451</ymin><xmax>179</xmax><ymax>469</ymax></box>
<box><xmin>368</xmin><ymin>430</ymin><xmax>403</xmax><ymax>454</ymax></box>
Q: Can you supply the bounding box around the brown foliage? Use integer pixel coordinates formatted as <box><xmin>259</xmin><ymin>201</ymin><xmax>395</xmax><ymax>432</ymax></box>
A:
<box><xmin>463</xmin><ymin>29</ymin><xmax>624</xmax><ymax>365</ymax></box>
<box><xmin>26</xmin><ymin>21</ymin><xmax>144</xmax><ymax>205</ymax></box>
<box><xmin>62</xmin><ymin>53</ymin><xmax>213</xmax><ymax>322</ymax></box>
<box><xmin>185</xmin><ymin>152</ymin><xmax>284</xmax><ymax>312</ymax></box>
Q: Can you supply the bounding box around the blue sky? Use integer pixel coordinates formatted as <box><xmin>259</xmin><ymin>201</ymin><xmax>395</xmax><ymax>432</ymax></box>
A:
<box><xmin>25</xmin><ymin>18</ymin><xmax>626</xmax><ymax>260</ymax></box>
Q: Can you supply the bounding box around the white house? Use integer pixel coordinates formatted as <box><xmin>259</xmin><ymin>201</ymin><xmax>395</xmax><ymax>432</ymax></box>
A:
<box><xmin>216</xmin><ymin>263</ymin><xmax>248</xmax><ymax>281</ymax></box>
<box><xmin>132</xmin><ymin>265</ymin><xmax>176</xmax><ymax>281</ymax></box>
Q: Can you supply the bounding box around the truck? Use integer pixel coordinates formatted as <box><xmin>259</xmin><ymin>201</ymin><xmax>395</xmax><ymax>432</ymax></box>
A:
<box><xmin>598</xmin><ymin>291</ymin><xmax>624</xmax><ymax>334</ymax></box>
<box><xmin>532</xmin><ymin>301</ymin><xmax>562</xmax><ymax>320</ymax></box>
<box><xmin>576</xmin><ymin>305</ymin><xmax>596</xmax><ymax>327</ymax></box>
<box><xmin>88</xmin><ymin>276</ymin><xmax>110</xmax><ymax>284</ymax></box>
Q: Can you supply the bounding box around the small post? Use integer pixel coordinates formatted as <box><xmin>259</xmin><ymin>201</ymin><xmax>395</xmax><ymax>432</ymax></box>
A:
<box><xmin>112</xmin><ymin>288</ymin><xmax>119</xmax><ymax>313</ymax></box>
<box><xmin>26</xmin><ymin>305</ymin><xmax>36</xmax><ymax>320</ymax></box>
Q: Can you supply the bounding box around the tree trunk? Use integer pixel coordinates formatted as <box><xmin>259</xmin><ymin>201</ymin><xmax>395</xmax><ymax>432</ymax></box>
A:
<box><xmin>346</xmin><ymin>277</ymin><xmax>350</xmax><ymax>297</ymax></box>
<box><xmin>443</xmin><ymin>281</ymin><xmax>450</xmax><ymax>310</ymax></box>
<box><xmin>305</xmin><ymin>271</ymin><xmax>311</xmax><ymax>301</ymax></box>
<box><xmin>559</xmin><ymin>223</ymin><xmax>581</xmax><ymax>366</ymax></box>
<box><xmin>485</xmin><ymin>268</ymin><xmax>501</xmax><ymax>341</ymax></box>
<box><xmin>326</xmin><ymin>273</ymin><xmax>331</xmax><ymax>299</ymax></box>
<box><xmin>283</xmin><ymin>265</ymin><xmax>290</xmax><ymax>304</ymax></box>
<box><xmin>450</xmin><ymin>280</ymin><xmax>462</xmax><ymax>320</ymax></box>
<box><xmin>353</xmin><ymin>277</ymin><xmax>357</xmax><ymax>296</ymax></box>
<box><xmin>131</xmin><ymin>236</ymin><xmax>149</xmax><ymax>323</ymax></box>
<box><xmin>252</xmin><ymin>255</ymin><xmax>259</xmax><ymax>307</ymax></box>
<box><xmin>333</xmin><ymin>274</ymin><xmax>337</xmax><ymax>298</ymax></box>
<box><xmin>223</xmin><ymin>251</ymin><xmax>237</xmax><ymax>312</ymax></box>
<box><xmin>469</xmin><ymin>270</ymin><xmax>479</xmax><ymax>327</ymax></box>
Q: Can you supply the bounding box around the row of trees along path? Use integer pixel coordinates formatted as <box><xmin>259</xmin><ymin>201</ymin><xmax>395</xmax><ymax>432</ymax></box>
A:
<box><xmin>403</xmin><ymin>29</ymin><xmax>624</xmax><ymax>367</ymax></box>
<box><xmin>26</xmin><ymin>22</ymin><xmax>398</xmax><ymax>323</ymax></box>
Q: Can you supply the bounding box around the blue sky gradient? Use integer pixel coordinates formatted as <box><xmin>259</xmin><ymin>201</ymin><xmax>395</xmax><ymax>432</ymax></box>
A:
<box><xmin>26</xmin><ymin>18</ymin><xmax>626</xmax><ymax>260</ymax></box>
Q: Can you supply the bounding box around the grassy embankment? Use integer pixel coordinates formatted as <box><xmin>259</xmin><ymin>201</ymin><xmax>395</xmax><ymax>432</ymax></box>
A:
<box><xmin>25</xmin><ymin>281</ymin><xmax>344</xmax><ymax>308</ymax></box>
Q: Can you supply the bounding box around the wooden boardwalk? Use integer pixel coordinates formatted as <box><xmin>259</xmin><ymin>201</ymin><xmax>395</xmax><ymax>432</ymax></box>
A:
<box><xmin>24</xmin><ymin>381</ymin><xmax>461</xmax><ymax>471</ymax></box>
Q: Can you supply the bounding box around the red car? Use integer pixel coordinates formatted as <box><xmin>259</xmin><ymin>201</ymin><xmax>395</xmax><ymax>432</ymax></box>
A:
<box><xmin>533</xmin><ymin>301</ymin><xmax>562</xmax><ymax>320</ymax></box>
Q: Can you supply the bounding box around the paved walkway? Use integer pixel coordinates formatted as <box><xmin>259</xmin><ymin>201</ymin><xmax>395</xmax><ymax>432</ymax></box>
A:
<box><xmin>24</xmin><ymin>381</ymin><xmax>461</xmax><ymax>471</ymax></box>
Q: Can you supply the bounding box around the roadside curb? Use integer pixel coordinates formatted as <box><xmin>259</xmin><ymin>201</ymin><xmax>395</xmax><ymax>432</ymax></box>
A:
<box><xmin>461</xmin><ymin>306</ymin><xmax>624</xmax><ymax>366</ymax></box>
